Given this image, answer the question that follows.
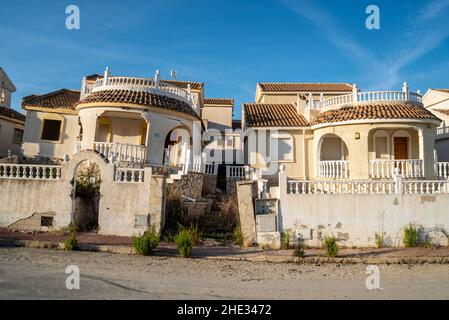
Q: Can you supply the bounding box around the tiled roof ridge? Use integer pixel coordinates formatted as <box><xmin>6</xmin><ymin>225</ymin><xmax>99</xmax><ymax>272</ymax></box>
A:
<box><xmin>23</xmin><ymin>88</ymin><xmax>80</xmax><ymax>103</ymax></box>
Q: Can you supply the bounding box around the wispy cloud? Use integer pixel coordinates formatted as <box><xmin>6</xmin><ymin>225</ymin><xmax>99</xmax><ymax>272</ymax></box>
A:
<box><xmin>280</xmin><ymin>0</ymin><xmax>449</xmax><ymax>89</ymax></box>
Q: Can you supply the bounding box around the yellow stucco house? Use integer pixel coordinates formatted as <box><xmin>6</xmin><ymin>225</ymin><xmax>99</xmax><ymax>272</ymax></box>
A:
<box><xmin>20</xmin><ymin>68</ymin><xmax>234</xmax><ymax>175</ymax></box>
<box><xmin>242</xmin><ymin>82</ymin><xmax>442</xmax><ymax>182</ymax></box>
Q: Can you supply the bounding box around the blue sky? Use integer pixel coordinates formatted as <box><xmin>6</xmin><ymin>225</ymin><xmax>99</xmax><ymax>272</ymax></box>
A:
<box><xmin>1</xmin><ymin>0</ymin><xmax>449</xmax><ymax>119</ymax></box>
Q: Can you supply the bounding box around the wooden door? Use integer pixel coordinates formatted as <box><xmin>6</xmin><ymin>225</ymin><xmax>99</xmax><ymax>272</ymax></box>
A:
<box><xmin>394</xmin><ymin>137</ymin><xmax>408</xmax><ymax>159</ymax></box>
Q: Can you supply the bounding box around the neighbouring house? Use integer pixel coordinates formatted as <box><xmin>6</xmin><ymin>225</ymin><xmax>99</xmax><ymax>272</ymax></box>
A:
<box><xmin>202</xmin><ymin>98</ymin><xmax>243</xmax><ymax>166</ymax></box>
<box><xmin>242</xmin><ymin>82</ymin><xmax>440</xmax><ymax>181</ymax></box>
<box><xmin>236</xmin><ymin>81</ymin><xmax>449</xmax><ymax>248</ymax></box>
<box><xmin>0</xmin><ymin>68</ymin><xmax>234</xmax><ymax>235</ymax></box>
<box><xmin>423</xmin><ymin>88</ymin><xmax>449</xmax><ymax>161</ymax></box>
<box><xmin>0</xmin><ymin>67</ymin><xmax>25</xmax><ymax>158</ymax></box>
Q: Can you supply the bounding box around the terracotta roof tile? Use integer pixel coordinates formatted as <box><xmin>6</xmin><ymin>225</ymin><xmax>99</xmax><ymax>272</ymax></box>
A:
<box><xmin>204</xmin><ymin>98</ymin><xmax>234</xmax><ymax>106</ymax></box>
<box><xmin>0</xmin><ymin>106</ymin><xmax>25</xmax><ymax>122</ymax></box>
<box><xmin>76</xmin><ymin>90</ymin><xmax>198</xmax><ymax>118</ymax></box>
<box><xmin>312</xmin><ymin>102</ymin><xmax>440</xmax><ymax>125</ymax></box>
<box><xmin>243</xmin><ymin>103</ymin><xmax>309</xmax><ymax>127</ymax></box>
<box><xmin>22</xmin><ymin>89</ymin><xmax>80</xmax><ymax>110</ymax></box>
<box><xmin>161</xmin><ymin>80</ymin><xmax>204</xmax><ymax>90</ymax></box>
<box><xmin>258</xmin><ymin>83</ymin><xmax>353</xmax><ymax>93</ymax></box>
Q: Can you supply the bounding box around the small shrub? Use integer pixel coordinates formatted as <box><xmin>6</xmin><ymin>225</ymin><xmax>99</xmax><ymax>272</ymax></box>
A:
<box><xmin>375</xmin><ymin>233</ymin><xmax>386</xmax><ymax>248</ymax></box>
<box><xmin>281</xmin><ymin>231</ymin><xmax>291</xmax><ymax>250</ymax></box>
<box><xmin>292</xmin><ymin>236</ymin><xmax>305</xmax><ymax>258</ymax></box>
<box><xmin>403</xmin><ymin>224</ymin><xmax>420</xmax><ymax>247</ymax></box>
<box><xmin>324</xmin><ymin>236</ymin><xmax>339</xmax><ymax>258</ymax></box>
<box><xmin>186</xmin><ymin>225</ymin><xmax>200</xmax><ymax>245</ymax></box>
<box><xmin>176</xmin><ymin>228</ymin><xmax>194</xmax><ymax>258</ymax></box>
<box><xmin>64</xmin><ymin>232</ymin><xmax>78</xmax><ymax>251</ymax></box>
<box><xmin>234</xmin><ymin>226</ymin><xmax>244</xmax><ymax>246</ymax></box>
<box><xmin>132</xmin><ymin>227</ymin><xmax>160</xmax><ymax>256</ymax></box>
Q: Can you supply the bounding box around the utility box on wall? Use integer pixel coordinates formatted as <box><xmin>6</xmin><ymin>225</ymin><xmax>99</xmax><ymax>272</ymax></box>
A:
<box><xmin>255</xmin><ymin>198</ymin><xmax>278</xmax><ymax>215</ymax></box>
<box><xmin>134</xmin><ymin>214</ymin><xmax>150</xmax><ymax>227</ymax></box>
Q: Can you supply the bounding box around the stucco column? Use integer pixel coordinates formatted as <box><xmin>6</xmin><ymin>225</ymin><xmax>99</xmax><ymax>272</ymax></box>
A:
<box><xmin>192</xmin><ymin>120</ymin><xmax>202</xmax><ymax>164</ymax></box>
<box><xmin>79</xmin><ymin>110</ymin><xmax>100</xmax><ymax>151</ymax></box>
<box><xmin>141</xmin><ymin>112</ymin><xmax>152</xmax><ymax>163</ymax></box>
<box><xmin>345</xmin><ymin>130</ymin><xmax>370</xmax><ymax>179</ymax></box>
<box><xmin>418</xmin><ymin>126</ymin><xmax>435</xmax><ymax>178</ymax></box>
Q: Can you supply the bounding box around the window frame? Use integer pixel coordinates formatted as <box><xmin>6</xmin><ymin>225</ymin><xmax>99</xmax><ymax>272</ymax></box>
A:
<box><xmin>12</xmin><ymin>127</ymin><xmax>24</xmax><ymax>145</ymax></box>
<box><xmin>40</xmin><ymin>118</ymin><xmax>63</xmax><ymax>143</ymax></box>
<box><xmin>270</xmin><ymin>132</ymin><xmax>294</xmax><ymax>163</ymax></box>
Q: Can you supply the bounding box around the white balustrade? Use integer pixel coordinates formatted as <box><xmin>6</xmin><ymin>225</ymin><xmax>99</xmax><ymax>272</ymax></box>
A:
<box><xmin>91</xmin><ymin>76</ymin><xmax>193</xmax><ymax>105</ymax></box>
<box><xmin>204</xmin><ymin>163</ymin><xmax>219</xmax><ymax>175</ymax></box>
<box><xmin>436</xmin><ymin>126</ymin><xmax>449</xmax><ymax>136</ymax></box>
<box><xmin>318</xmin><ymin>90</ymin><xmax>422</xmax><ymax>111</ymax></box>
<box><xmin>318</xmin><ymin>161</ymin><xmax>349</xmax><ymax>179</ymax></box>
<box><xmin>94</xmin><ymin>142</ymin><xmax>147</xmax><ymax>164</ymax></box>
<box><xmin>403</xmin><ymin>180</ymin><xmax>449</xmax><ymax>194</ymax></box>
<box><xmin>287</xmin><ymin>178</ymin><xmax>449</xmax><ymax>195</ymax></box>
<box><xmin>288</xmin><ymin>180</ymin><xmax>396</xmax><ymax>195</ymax></box>
<box><xmin>74</xmin><ymin>141</ymin><xmax>81</xmax><ymax>155</ymax></box>
<box><xmin>226</xmin><ymin>165</ymin><xmax>250</xmax><ymax>179</ymax></box>
<box><xmin>114</xmin><ymin>167</ymin><xmax>145</xmax><ymax>183</ymax></box>
<box><xmin>0</xmin><ymin>164</ymin><xmax>61</xmax><ymax>180</ymax></box>
<box><xmin>370</xmin><ymin>159</ymin><xmax>423</xmax><ymax>179</ymax></box>
<box><xmin>437</xmin><ymin>162</ymin><xmax>449</xmax><ymax>179</ymax></box>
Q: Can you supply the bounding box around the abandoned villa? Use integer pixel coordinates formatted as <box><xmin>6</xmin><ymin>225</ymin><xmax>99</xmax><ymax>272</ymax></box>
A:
<box><xmin>1</xmin><ymin>65</ymin><xmax>449</xmax><ymax>248</ymax></box>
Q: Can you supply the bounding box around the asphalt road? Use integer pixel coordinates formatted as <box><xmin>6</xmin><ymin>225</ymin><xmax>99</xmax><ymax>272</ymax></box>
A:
<box><xmin>1</xmin><ymin>247</ymin><xmax>449</xmax><ymax>300</ymax></box>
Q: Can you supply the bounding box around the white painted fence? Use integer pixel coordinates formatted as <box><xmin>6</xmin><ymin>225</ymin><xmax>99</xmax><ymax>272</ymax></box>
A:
<box><xmin>370</xmin><ymin>159</ymin><xmax>423</xmax><ymax>178</ymax></box>
<box><xmin>94</xmin><ymin>142</ymin><xmax>147</xmax><ymax>164</ymax></box>
<box><xmin>226</xmin><ymin>165</ymin><xmax>250</xmax><ymax>179</ymax></box>
<box><xmin>0</xmin><ymin>164</ymin><xmax>61</xmax><ymax>180</ymax></box>
<box><xmin>114</xmin><ymin>167</ymin><xmax>145</xmax><ymax>183</ymax></box>
<box><xmin>318</xmin><ymin>161</ymin><xmax>349</xmax><ymax>179</ymax></box>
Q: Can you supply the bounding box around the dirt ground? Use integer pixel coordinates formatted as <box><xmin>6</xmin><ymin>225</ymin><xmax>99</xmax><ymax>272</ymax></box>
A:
<box><xmin>1</xmin><ymin>247</ymin><xmax>449</xmax><ymax>300</ymax></box>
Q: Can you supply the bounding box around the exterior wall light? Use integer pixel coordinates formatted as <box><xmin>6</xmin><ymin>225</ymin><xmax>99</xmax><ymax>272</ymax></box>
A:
<box><xmin>354</xmin><ymin>132</ymin><xmax>360</xmax><ymax>140</ymax></box>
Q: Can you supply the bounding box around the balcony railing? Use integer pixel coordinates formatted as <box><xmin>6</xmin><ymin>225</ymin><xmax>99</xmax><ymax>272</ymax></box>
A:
<box><xmin>437</xmin><ymin>162</ymin><xmax>449</xmax><ymax>179</ymax></box>
<box><xmin>91</xmin><ymin>76</ymin><xmax>193</xmax><ymax>106</ymax></box>
<box><xmin>370</xmin><ymin>159</ymin><xmax>423</xmax><ymax>179</ymax></box>
<box><xmin>94</xmin><ymin>142</ymin><xmax>147</xmax><ymax>164</ymax></box>
<box><xmin>314</xmin><ymin>90</ymin><xmax>422</xmax><ymax>112</ymax></box>
<box><xmin>436</xmin><ymin>126</ymin><xmax>449</xmax><ymax>136</ymax></box>
<box><xmin>318</xmin><ymin>160</ymin><xmax>349</xmax><ymax>179</ymax></box>
<box><xmin>226</xmin><ymin>165</ymin><xmax>251</xmax><ymax>179</ymax></box>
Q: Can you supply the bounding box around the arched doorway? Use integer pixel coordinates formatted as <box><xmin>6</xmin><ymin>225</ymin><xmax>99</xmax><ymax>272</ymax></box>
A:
<box><xmin>317</xmin><ymin>134</ymin><xmax>349</xmax><ymax>178</ymax></box>
<box><xmin>163</xmin><ymin>127</ymin><xmax>191</xmax><ymax>168</ymax></box>
<box><xmin>71</xmin><ymin>160</ymin><xmax>101</xmax><ymax>231</ymax></box>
